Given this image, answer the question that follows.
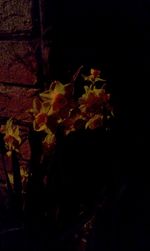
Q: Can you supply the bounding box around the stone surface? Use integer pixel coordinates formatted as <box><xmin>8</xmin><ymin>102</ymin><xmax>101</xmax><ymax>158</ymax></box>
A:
<box><xmin>0</xmin><ymin>41</ymin><xmax>38</xmax><ymax>84</ymax></box>
<box><xmin>0</xmin><ymin>84</ymin><xmax>39</xmax><ymax>121</ymax></box>
<box><xmin>0</xmin><ymin>0</ymin><xmax>33</xmax><ymax>33</ymax></box>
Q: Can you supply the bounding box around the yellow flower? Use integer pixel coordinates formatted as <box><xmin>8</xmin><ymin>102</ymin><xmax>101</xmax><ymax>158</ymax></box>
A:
<box><xmin>1</xmin><ymin>118</ymin><xmax>21</xmax><ymax>156</ymax></box>
<box><xmin>82</xmin><ymin>68</ymin><xmax>105</xmax><ymax>83</ymax></box>
<box><xmin>79</xmin><ymin>86</ymin><xmax>110</xmax><ymax>114</ymax></box>
<box><xmin>90</xmin><ymin>68</ymin><xmax>101</xmax><ymax>78</ymax></box>
<box><xmin>20</xmin><ymin>165</ymin><xmax>29</xmax><ymax>192</ymax></box>
<box><xmin>40</xmin><ymin>81</ymin><xmax>74</xmax><ymax>115</ymax></box>
<box><xmin>85</xmin><ymin>114</ymin><xmax>103</xmax><ymax>129</ymax></box>
<box><xmin>31</xmin><ymin>97</ymin><xmax>50</xmax><ymax>131</ymax></box>
<box><xmin>42</xmin><ymin>130</ymin><xmax>56</xmax><ymax>153</ymax></box>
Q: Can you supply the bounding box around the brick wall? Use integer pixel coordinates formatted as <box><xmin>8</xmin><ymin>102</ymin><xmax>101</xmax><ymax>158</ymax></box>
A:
<box><xmin>0</xmin><ymin>0</ymin><xmax>45</xmax><ymax>194</ymax></box>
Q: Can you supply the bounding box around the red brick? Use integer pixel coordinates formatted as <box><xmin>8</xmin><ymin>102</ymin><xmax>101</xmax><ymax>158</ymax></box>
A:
<box><xmin>0</xmin><ymin>0</ymin><xmax>33</xmax><ymax>33</ymax></box>
<box><xmin>0</xmin><ymin>41</ymin><xmax>38</xmax><ymax>85</ymax></box>
<box><xmin>0</xmin><ymin>84</ymin><xmax>39</xmax><ymax>121</ymax></box>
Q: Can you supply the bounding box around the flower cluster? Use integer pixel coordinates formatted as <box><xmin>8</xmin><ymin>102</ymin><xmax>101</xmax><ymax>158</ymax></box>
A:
<box><xmin>0</xmin><ymin>68</ymin><xmax>113</xmax><ymax>159</ymax></box>
<box><xmin>0</xmin><ymin>68</ymin><xmax>114</xmax><ymax>194</ymax></box>
<box><xmin>29</xmin><ymin>68</ymin><xmax>113</xmax><ymax>155</ymax></box>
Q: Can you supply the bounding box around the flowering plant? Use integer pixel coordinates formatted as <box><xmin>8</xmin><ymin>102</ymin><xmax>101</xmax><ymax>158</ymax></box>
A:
<box><xmin>0</xmin><ymin>67</ymin><xmax>114</xmax><ymax>249</ymax></box>
<box><xmin>0</xmin><ymin>67</ymin><xmax>113</xmax><ymax>193</ymax></box>
<box><xmin>29</xmin><ymin>67</ymin><xmax>113</xmax><ymax>160</ymax></box>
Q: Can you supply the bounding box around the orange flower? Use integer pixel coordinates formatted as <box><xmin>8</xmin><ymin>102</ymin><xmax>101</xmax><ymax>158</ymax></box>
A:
<box><xmin>79</xmin><ymin>86</ymin><xmax>110</xmax><ymax>115</ymax></box>
<box><xmin>90</xmin><ymin>68</ymin><xmax>101</xmax><ymax>78</ymax></box>
<box><xmin>52</xmin><ymin>93</ymin><xmax>68</xmax><ymax>111</ymax></box>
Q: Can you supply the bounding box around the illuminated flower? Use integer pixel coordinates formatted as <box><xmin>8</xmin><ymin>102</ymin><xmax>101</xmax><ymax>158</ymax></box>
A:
<box><xmin>79</xmin><ymin>86</ymin><xmax>110</xmax><ymax>114</ymax></box>
<box><xmin>90</xmin><ymin>68</ymin><xmax>101</xmax><ymax>78</ymax></box>
<box><xmin>31</xmin><ymin>97</ymin><xmax>50</xmax><ymax>131</ymax></box>
<box><xmin>85</xmin><ymin>114</ymin><xmax>103</xmax><ymax>129</ymax></box>
<box><xmin>82</xmin><ymin>68</ymin><xmax>105</xmax><ymax>83</ymax></box>
<box><xmin>42</xmin><ymin>130</ymin><xmax>56</xmax><ymax>153</ymax></box>
<box><xmin>40</xmin><ymin>81</ymin><xmax>74</xmax><ymax>115</ymax></box>
<box><xmin>20</xmin><ymin>165</ymin><xmax>29</xmax><ymax>192</ymax></box>
<box><xmin>0</xmin><ymin>118</ymin><xmax>21</xmax><ymax>156</ymax></box>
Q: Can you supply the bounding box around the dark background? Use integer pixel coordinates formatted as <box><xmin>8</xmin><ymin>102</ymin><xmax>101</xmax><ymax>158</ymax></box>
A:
<box><xmin>44</xmin><ymin>0</ymin><xmax>150</xmax><ymax>250</ymax></box>
<box><xmin>45</xmin><ymin>0</ymin><xmax>150</xmax><ymax>136</ymax></box>
<box><xmin>43</xmin><ymin>2</ymin><xmax>150</xmax><ymax>174</ymax></box>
